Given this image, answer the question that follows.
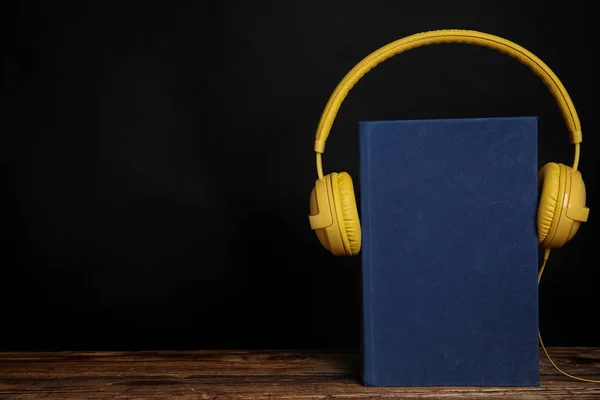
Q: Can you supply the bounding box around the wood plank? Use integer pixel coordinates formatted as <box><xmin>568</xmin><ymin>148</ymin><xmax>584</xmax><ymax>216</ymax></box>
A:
<box><xmin>2</xmin><ymin>378</ymin><xmax>600</xmax><ymax>400</ymax></box>
<box><xmin>0</xmin><ymin>350</ymin><xmax>358</xmax><ymax>378</ymax></box>
<box><xmin>0</xmin><ymin>348</ymin><xmax>598</xmax><ymax>399</ymax></box>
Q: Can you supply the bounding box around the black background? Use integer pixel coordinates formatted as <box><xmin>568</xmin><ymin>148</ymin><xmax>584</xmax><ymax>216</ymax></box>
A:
<box><xmin>1</xmin><ymin>1</ymin><xmax>596</xmax><ymax>351</ymax></box>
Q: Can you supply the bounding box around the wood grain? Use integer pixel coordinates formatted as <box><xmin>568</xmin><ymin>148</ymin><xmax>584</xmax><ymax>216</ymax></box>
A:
<box><xmin>0</xmin><ymin>348</ymin><xmax>598</xmax><ymax>399</ymax></box>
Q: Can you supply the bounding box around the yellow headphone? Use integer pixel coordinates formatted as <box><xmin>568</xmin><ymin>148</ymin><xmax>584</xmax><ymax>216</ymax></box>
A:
<box><xmin>308</xmin><ymin>29</ymin><xmax>589</xmax><ymax>257</ymax></box>
<box><xmin>308</xmin><ymin>29</ymin><xmax>596</xmax><ymax>383</ymax></box>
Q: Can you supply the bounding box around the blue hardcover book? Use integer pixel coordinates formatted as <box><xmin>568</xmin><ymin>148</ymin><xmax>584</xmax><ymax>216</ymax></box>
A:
<box><xmin>359</xmin><ymin>117</ymin><xmax>539</xmax><ymax>387</ymax></box>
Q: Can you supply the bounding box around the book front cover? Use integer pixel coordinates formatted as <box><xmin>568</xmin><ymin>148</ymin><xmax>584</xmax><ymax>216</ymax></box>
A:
<box><xmin>359</xmin><ymin>117</ymin><xmax>539</xmax><ymax>386</ymax></box>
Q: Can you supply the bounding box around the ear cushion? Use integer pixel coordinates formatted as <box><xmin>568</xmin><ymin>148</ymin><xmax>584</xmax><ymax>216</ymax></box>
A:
<box><xmin>537</xmin><ymin>163</ymin><xmax>562</xmax><ymax>244</ymax></box>
<box><xmin>334</xmin><ymin>172</ymin><xmax>361</xmax><ymax>255</ymax></box>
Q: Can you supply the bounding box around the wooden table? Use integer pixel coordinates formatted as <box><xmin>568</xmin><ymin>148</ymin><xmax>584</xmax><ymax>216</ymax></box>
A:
<box><xmin>1</xmin><ymin>348</ymin><xmax>599</xmax><ymax>399</ymax></box>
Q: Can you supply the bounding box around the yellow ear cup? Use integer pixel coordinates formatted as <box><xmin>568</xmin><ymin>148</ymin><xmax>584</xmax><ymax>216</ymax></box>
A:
<box><xmin>331</xmin><ymin>172</ymin><xmax>362</xmax><ymax>255</ymax></box>
<box><xmin>308</xmin><ymin>172</ymin><xmax>362</xmax><ymax>256</ymax></box>
<box><xmin>538</xmin><ymin>163</ymin><xmax>589</xmax><ymax>249</ymax></box>
<box><xmin>308</xmin><ymin>174</ymin><xmax>350</xmax><ymax>256</ymax></box>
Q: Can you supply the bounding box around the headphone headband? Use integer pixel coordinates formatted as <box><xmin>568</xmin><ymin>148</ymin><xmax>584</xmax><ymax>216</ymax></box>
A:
<box><xmin>313</xmin><ymin>30</ymin><xmax>582</xmax><ymax>178</ymax></box>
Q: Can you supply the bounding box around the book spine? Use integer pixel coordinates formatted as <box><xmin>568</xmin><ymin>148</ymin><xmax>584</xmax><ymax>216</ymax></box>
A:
<box><xmin>359</xmin><ymin>122</ymin><xmax>373</xmax><ymax>386</ymax></box>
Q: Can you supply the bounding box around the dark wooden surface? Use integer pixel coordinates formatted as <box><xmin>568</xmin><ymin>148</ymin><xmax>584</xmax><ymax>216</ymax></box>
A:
<box><xmin>1</xmin><ymin>348</ymin><xmax>599</xmax><ymax>399</ymax></box>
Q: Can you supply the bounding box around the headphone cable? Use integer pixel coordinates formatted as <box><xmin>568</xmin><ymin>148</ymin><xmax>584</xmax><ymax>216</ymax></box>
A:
<box><xmin>538</xmin><ymin>248</ymin><xmax>599</xmax><ymax>383</ymax></box>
